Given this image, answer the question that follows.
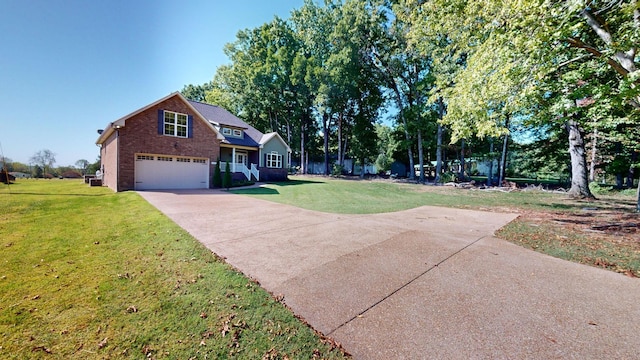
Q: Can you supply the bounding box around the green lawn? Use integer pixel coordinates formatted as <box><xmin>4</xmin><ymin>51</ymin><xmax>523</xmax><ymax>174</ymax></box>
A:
<box><xmin>235</xmin><ymin>175</ymin><xmax>639</xmax><ymax>277</ymax></box>
<box><xmin>233</xmin><ymin>176</ymin><xmax>595</xmax><ymax>214</ymax></box>
<box><xmin>0</xmin><ymin>179</ymin><xmax>347</xmax><ymax>359</ymax></box>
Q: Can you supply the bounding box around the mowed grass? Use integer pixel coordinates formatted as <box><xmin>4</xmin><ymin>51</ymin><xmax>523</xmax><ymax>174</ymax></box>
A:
<box><xmin>0</xmin><ymin>179</ymin><xmax>347</xmax><ymax>359</ymax></box>
<box><xmin>235</xmin><ymin>175</ymin><xmax>639</xmax><ymax>277</ymax></box>
<box><xmin>233</xmin><ymin>176</ymin><xmax>589</xmax><ymax>214</ymax></box>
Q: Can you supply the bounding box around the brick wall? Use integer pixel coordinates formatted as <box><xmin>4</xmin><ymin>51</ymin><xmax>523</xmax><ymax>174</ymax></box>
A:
<box><xmin>100</xmin><ymin>132</ymin><xmax>119</xmax><ymax>191</ymax></box>
<box><xmin>114</xmin><ymin>95</ymin><xmax>220</xmax><ymax>191</ymax></box>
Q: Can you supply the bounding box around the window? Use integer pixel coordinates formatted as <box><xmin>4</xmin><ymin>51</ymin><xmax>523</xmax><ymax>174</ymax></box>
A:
<box><xmin>193</xmin><ymin>158</ymin><xmax>207</xmax><ymax>164</ymax></box>
<box><xmin>157</xmin><ymin>156</ymin><xmax>173</xmax><ymax>161</ymax></box>
<box><xmin>266</xmin><ymin>152</ymin><xmax>282</xmax><ymax>168</ymax></box>
<box><xmin>164</xmin><ymin>111</ymin><xmax>188</xmax><ymax>138</ymax></box>
<box><xmin>176</xmin><ymin>158</ymin><xmax>191</xmax><ymax>163</ymax></box>
<box><xmin>221</xmin><ymin>127</ymin><xmax>243</xmax><ymax>138</ymax></box>
<box><xmin>137</xmin><ymin>155</ymin><xmax>154</xmax><ymax>161</ymax></box>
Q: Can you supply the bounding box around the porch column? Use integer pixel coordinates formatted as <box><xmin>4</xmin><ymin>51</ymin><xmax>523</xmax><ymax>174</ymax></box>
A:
<box><xmin>232</xmin><ymin>147</ymin><xmax>236</xmax><ymax>173</ymax></box>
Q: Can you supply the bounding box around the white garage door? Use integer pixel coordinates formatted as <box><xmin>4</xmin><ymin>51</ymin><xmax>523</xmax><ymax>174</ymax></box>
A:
<box><xmin>135</xmin><ymin>154</ymin><xmax>209</xmax><ymax>190</ymax></box>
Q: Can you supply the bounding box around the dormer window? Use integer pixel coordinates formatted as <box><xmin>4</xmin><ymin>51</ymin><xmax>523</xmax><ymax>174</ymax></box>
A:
<box><xmin>221</xmin><ymin>127</ymin><xmax>243</xmax><ymax>138</ymax></box>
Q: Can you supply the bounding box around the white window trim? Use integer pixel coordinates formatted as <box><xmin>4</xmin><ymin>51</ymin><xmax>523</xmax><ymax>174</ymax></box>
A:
<box><xmin>164</xmin><ymin>111</ymin><xmax>188</xmax><ymax>138</ymax></box>
<box><xmin>266</xmin><ymin>151</ymin><xmax>282</xmax><ymax>168</ymax></box>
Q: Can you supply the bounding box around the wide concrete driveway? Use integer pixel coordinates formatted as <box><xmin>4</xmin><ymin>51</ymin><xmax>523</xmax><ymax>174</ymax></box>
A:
<box><xmin>139</xmin><ymin>189</ymin><xmax>640</xmax><ymax>359</ymax></box>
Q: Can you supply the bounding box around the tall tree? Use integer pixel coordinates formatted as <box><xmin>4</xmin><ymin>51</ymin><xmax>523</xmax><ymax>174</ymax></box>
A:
<box><xmin>75</xmin><ymin>159</ymin><xmax>89</xmax><ymax>175</ymax></box>
<box><xmin>181</xmin><ymin>82</ymin><xmax>215</xmax><ymax>102</ymax></box>
<box><xmin>30</xmin><ymin>149</ymin><xmax>56</xmax><ymax>178</ymax></box>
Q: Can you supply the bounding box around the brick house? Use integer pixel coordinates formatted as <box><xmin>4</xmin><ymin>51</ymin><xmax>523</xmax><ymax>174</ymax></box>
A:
<box><xmin>96</xmin><ymin>92</ymin><xmax>290</xmax><ymax>191</ymax></box>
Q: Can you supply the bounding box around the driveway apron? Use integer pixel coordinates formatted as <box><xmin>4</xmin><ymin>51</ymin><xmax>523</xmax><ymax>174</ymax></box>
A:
<box><xmin>139</xmin><ymin>189</ymin><xmax>640</xmax><ymax>359</ymax></box>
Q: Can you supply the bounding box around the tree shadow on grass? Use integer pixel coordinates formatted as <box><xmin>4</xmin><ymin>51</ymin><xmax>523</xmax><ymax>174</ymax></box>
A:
<box><xmin>266</xmin><ymin>179</ymin><xmax>325</xmax><ymax>186</ymax></box>
<box><xmin>232</xmin><ymin>187</ymin><xmax>280</xmax><ymax>195</ymax></box>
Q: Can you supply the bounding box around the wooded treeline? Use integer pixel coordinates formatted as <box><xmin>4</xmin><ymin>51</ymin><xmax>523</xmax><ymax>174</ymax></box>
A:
<box><xmin>182</xmin><ymin>0</ymin><xmax>639</xmax><ymax>207</ymax></box>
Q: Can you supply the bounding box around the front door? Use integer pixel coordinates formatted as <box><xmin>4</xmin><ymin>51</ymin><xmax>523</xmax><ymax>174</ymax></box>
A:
<box><xmin>236</xmin><ymin>152</ymin><xmax>247</xmax><ymax>166</ymax></box>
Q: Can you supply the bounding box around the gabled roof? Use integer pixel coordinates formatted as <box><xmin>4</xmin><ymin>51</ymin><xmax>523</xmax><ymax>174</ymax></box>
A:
<box><xmin>96</xmin><ymin>92</ymin><xmax>224</xmax><ymax>145</ymax></box>
<box><xmin>95</xmin><ymin>92</ymin><xmax>289</xmax><ymax>152</ymax></box>
<box><xmin>260</xmin><ymin>132</ymin><xmax>292</xmax><ymax>152</ymax></box>
<box><xmin>187</xmin><ymin>100</ymin><xmax>264</xmax><ymax>149</ymax></box>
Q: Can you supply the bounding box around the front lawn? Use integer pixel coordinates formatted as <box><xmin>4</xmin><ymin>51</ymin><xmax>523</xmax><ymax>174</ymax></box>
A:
<box><xmin>235</xmin><ymin>175</ymin><xmax>639</xmax><ymax>277</ymax></box>
<box><xmin>0</xmin><ymin>179</ymin><xmax>347</xmax><ymax>359</ymax></box>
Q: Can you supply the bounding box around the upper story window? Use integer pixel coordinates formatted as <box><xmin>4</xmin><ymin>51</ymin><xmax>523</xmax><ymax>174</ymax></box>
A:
<box><xmin>164</xmin><ymin>111</ymin><xmax>188</xmax><ymax>138</ymax></box>
<box><xmin>221</xmin><ymin>127</ymin><xmax>243</xmax><ymax>138</ymax></box>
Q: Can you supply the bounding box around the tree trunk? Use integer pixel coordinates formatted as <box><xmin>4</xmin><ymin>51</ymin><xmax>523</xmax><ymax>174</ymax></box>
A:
<box><xmin>566</xmin><ymin>119</ymin><xmax>595</xmax><ymax>198</ymax></box>
<box><xmin>435</xmin><ymin>98</ymin><xmax>445</xmax><ymax>184</ymax></box>
<box><xmin>337</xmin><ymin>113</ymin><xmax>343</xmax><ymax>168</ymax></box>
<box><xmin>341</xmin><ymin>137</ymin><xmax>348</xmax><ymax>166</ymax></box>
<box><xmin>300</xmin><ymin>115</ymin><xmax>306</xmax><ymax>174</ymax></box>
<box><xmin>589</xmin><ymin>127</ymin><xmax>598</xmax><ymax>182</ymax></box>
<box><xmin>636</xmin><ymin>175</ymin><xmax>640</xmax><ymax>212</ymax></box>
<box><xmin>459</xmin><ymin>139</ymin><xmax>466</xmax><ymax>181</ymax></box>
<box><xmin>626</xmin><ymin>151</ymin><xmax>637</xmax><ymax>188</ymax></box>
<box><xmin>487</xmin><ymin>138</ymin><xmax>494</xmax><ymax>186</ymax></box>
<box><xmin>499</xmin><ymin>134</ymin><xmax>508</xmax><ymax>186</ymax></box>
<box><xmin>322</xmin><ymin>112</ymin><xmax>330</xmax><ymax>175</ymax></box>
<box><xmin>418</xmin><ymin>129</ymin><xmax>425</xmax><ymax>183</ymax></box>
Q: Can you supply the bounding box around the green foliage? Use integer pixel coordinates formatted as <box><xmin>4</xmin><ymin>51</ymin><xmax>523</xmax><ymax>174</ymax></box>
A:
<box><xmin>180</xmin><ymin>81</ymin><xmax>214</xmax><ymax>102</ymax></box>
<box><xmin>375</xmin><ymin>153</ymin><xmax>392</xmax><ymax>173</ymax></box>
<box><xmin>331</xmin><ymin>164</ymin><xmax>343</xmax><ymax>176</ymax></box>
<box><xmin>213</xmin><ymin>159</ymin><xmax>222</xmax><ymax>188</ymax></box>
<box><xmin>223</xmin><ymin>161</ymin><xmax>232</xmax><ymax>189</ymax></box>
<box><xmin>438</xmin><ymin>171</ymin><xmax>457</xmax><ymax>184</ymax></box>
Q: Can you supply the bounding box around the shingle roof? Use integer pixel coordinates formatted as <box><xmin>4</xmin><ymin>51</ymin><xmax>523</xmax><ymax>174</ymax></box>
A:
<box><xmin>187</xmin><ymin>100</ymin><xmax>263</xmax><ymax>148</ymax></box>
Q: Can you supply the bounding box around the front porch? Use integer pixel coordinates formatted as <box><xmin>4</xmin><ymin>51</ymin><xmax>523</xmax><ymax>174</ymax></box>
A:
<box><xmin>219</xmin><ymin>146</ymin><xmax>260</xmax><ymax>181</ymax></box>
<box><xmin>219</xmin><ymin>161</ymin><xmax>260</xmax><ymax>181</ymax></box>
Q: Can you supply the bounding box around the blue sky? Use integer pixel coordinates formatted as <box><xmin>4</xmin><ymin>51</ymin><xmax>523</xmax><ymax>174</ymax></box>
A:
<box><xmin>0</xmin><ymin>0</ymin><xmax>304</xmax><ymax>167</ymax></box>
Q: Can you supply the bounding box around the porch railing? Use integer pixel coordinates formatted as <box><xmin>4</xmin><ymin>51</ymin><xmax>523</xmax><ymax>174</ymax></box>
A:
<box><xmin>220</xmin><ymin>162</ymin><xmax>259</xmax><ymax>181</ymax></box>
<box><xmin>251</xmin><ymin>164</ymin><xmax>260</xmax><ymax>181</ymax></box>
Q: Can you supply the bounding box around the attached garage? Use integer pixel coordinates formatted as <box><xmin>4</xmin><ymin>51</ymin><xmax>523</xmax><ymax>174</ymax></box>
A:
<box><xmin>134</xmin><ymin>154</ymin><xmax>209</xmax><ymax>190</ymax></box>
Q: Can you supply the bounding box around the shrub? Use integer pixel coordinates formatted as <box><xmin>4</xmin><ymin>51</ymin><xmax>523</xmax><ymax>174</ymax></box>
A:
<box><xmin>213</xmin><ymin>160</ymin><xmax>222</xmax><ymax>188</ymax></box>
<box><xmin>223</xmin><ymin>162</ymin><xmax>232</xmax><ymax>189</ymax></box>
<box><xmin>331</xmin><ymin>164</ymin><xmax>343</xmax><ymax>176</ymax></box>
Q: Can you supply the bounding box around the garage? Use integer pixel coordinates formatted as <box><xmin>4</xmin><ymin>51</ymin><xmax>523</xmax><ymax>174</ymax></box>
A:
<box><xmin>134</xmin><ymin>154</ymin><xmax>209</xmax><ymax>190</ymax></box>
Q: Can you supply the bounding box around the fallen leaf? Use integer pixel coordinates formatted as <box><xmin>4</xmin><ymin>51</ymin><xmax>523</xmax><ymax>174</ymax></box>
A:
<box><xmin>98</xmin><ymin>337</ymin><xmax>108</xmax><ymax>349</ymax></box>
<box><xmin>31</xmin><ymin>346</ymin><xmax>52</xmax><ymax>353</ymax></box>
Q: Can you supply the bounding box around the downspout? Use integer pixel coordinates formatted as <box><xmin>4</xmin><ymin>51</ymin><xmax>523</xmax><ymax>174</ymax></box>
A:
<box><xmin>115</xmin><ymin>128</ymin><xmax>120</xmax><ymax>191</ymax></box>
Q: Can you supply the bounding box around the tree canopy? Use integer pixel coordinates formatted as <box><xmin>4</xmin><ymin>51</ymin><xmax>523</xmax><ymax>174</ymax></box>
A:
<box><xmin>180</xmin><ymin>0</ymin><xmax>639</xmax><ymax>205</ymax></box>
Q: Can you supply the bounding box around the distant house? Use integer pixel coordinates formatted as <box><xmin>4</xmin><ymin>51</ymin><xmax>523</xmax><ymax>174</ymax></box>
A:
<box><xmin>9</xmin><ymin>172</ymin><xmax>30</xmax><ymax>179</ymax></box>
<box><xmin>95</xmin><ymin>92</ymin><xmax>290</xmax><ymax>191</ymax></box>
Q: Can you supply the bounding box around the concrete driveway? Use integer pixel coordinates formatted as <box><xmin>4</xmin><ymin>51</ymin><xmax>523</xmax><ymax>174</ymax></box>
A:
<box><xmin>139</xmin><ymin>189</ymin><xmax>640</xmax><ymax>359</ymax></box>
